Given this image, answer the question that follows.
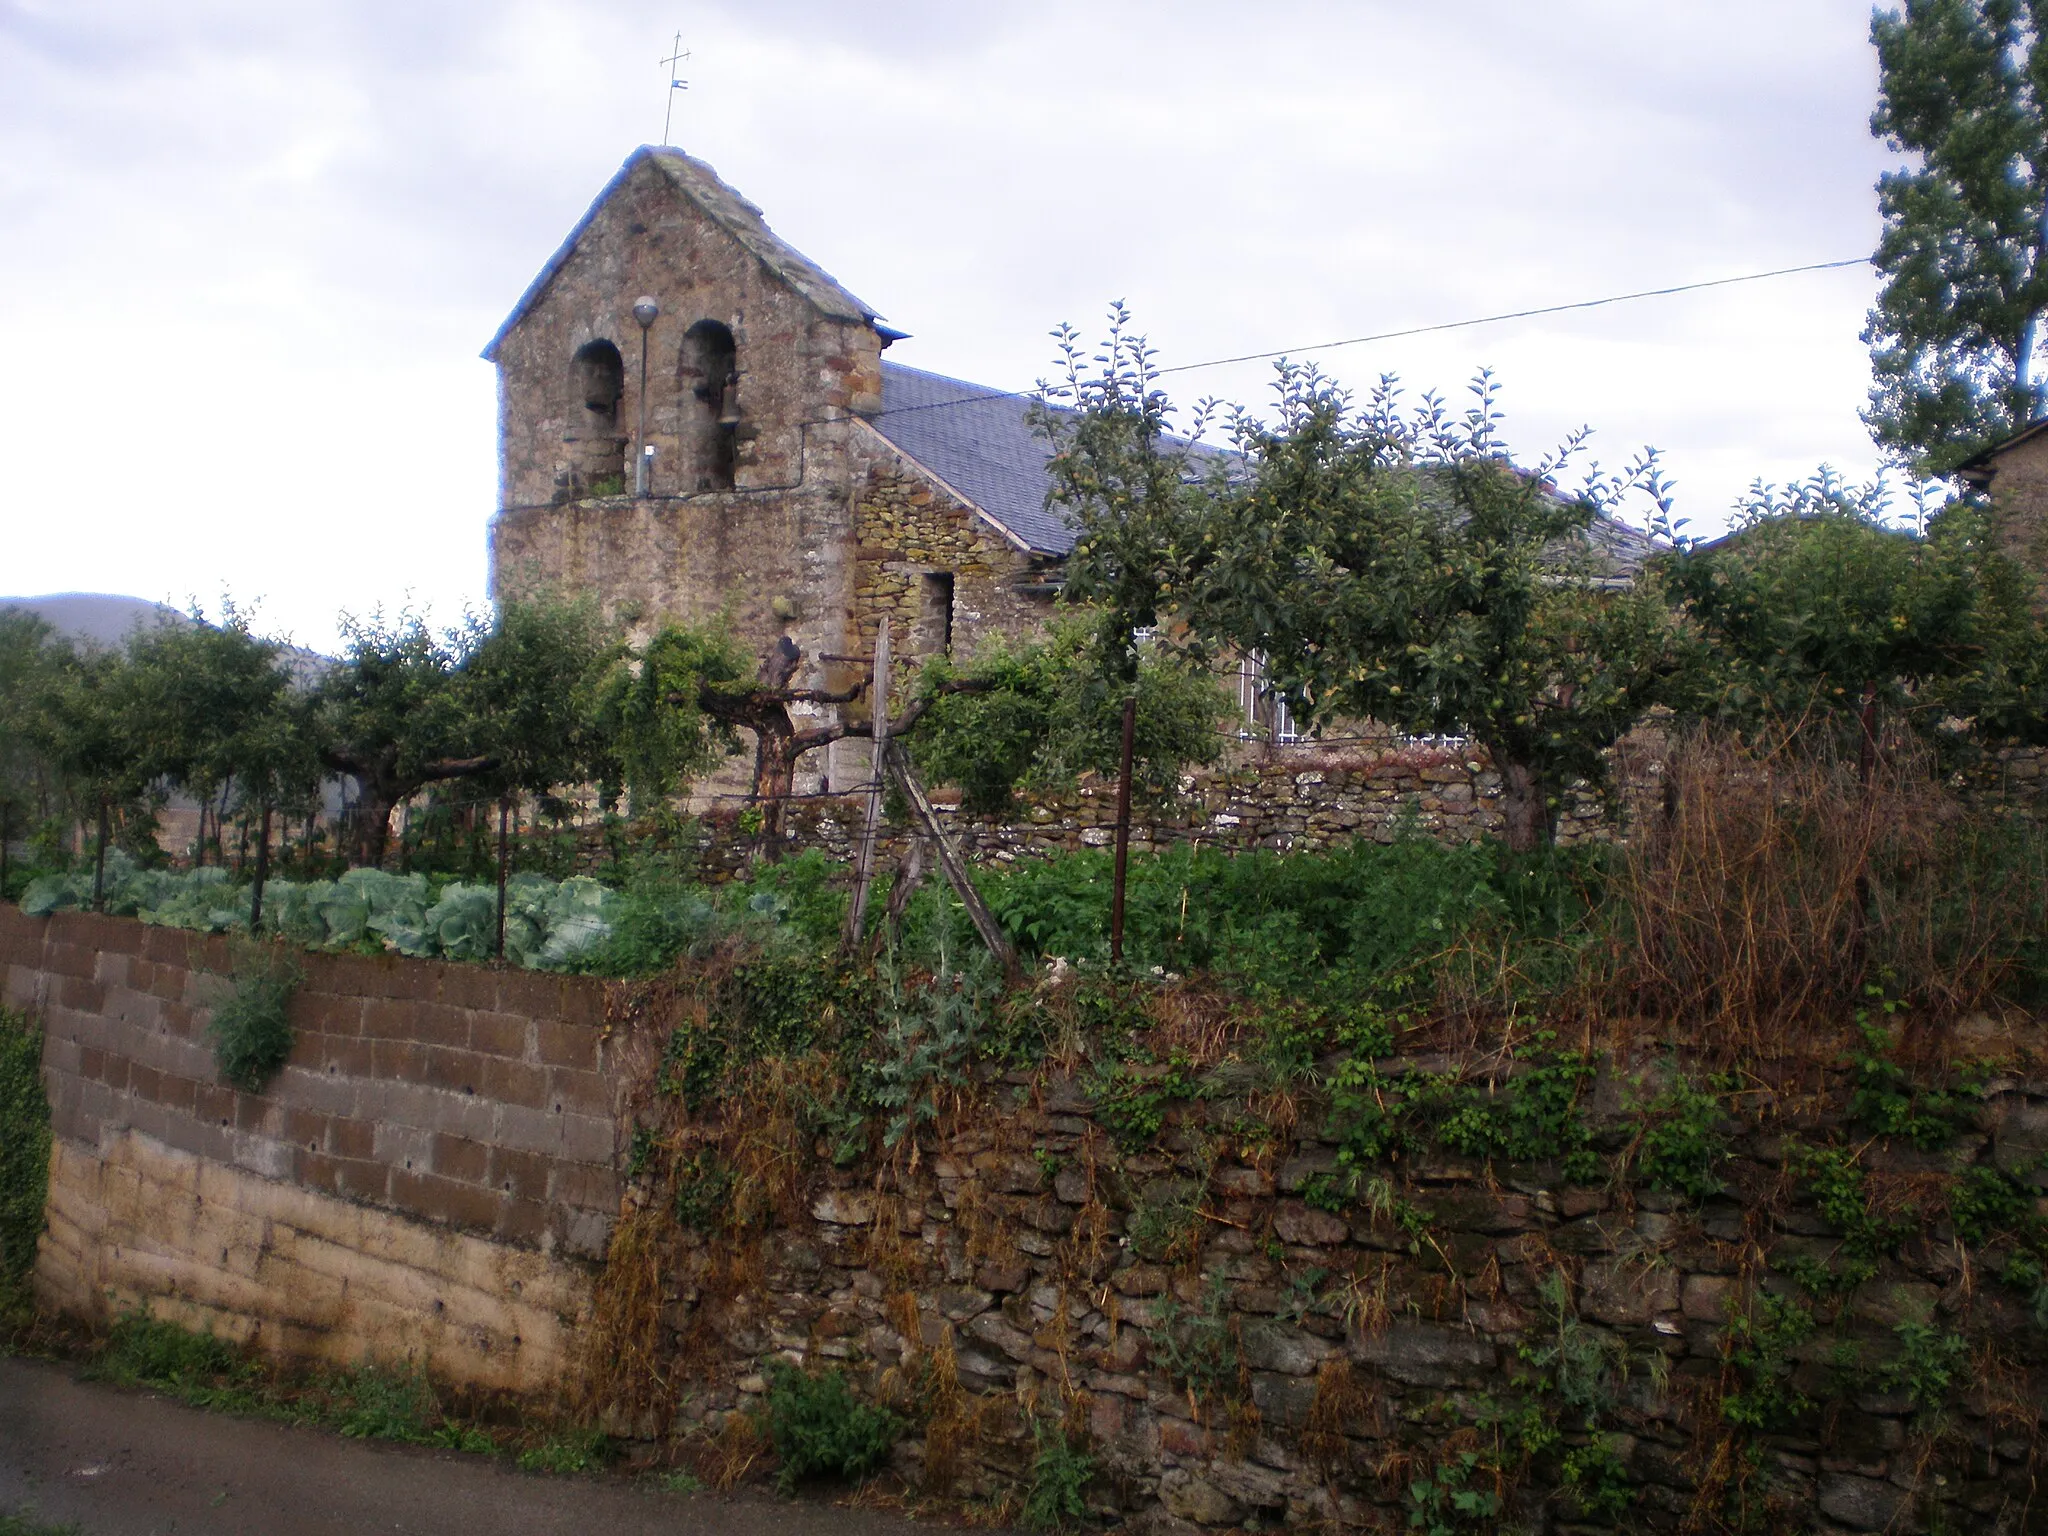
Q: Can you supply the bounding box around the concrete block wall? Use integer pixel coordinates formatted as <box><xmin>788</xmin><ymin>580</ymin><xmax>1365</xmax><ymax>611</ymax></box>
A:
<box><xmin>0</xmin><ymin>907</ymin><xmax>621</xmax><ymax>1390</ymax></box>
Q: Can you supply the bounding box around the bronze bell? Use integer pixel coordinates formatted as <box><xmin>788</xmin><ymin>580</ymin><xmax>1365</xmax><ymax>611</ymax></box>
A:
<box><xmin>716</xmin><ymin>370</ymin><xmax>742</xmax><ymax>427</ymax></box>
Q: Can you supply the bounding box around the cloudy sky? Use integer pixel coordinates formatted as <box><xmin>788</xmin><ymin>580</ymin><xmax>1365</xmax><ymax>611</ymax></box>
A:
<box><xmin>2</xmin><ymin>0</ymin><xmax>1894</xmax><ymax>651</ymax></box>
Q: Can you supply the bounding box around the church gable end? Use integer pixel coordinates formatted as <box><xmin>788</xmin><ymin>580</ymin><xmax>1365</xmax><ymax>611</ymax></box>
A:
<box><xmin>487</xmin><ymin>148</ymin><xmax>885</xmax><ymax>513</ymax></box>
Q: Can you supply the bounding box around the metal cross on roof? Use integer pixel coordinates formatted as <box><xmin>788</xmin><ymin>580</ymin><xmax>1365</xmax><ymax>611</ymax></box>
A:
<box><xmin>661</xmin><ymin>33</ymin><xmax>690</xmax><ymax>146</ymax></box>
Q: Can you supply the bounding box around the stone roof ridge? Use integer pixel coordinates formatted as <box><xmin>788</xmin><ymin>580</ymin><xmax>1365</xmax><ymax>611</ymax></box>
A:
<box><xmin>483</xmin><ymin>146</ymin><xmax>886</xmax><ymax>361</ymax></box>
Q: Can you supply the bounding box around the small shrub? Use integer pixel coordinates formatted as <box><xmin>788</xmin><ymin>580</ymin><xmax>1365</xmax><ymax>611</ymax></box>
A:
<box><xmin>1424</xmin><ymin>1038</ymin><xmax>1599</xmax><ymax>1180</ymax></box>
<box><xmin>670</xmin><ymin>1148</ymin><xmax>736</xmax><ymax>1233</ymax></box>
<box><xmin>0</xmin><ymin>1008</ymin><xmax>51</xmax><ymax>1303</ymax></box>
<box><xmin>1560</xmin><ymin>1434</ymin><xmax>1633</xmax><ymax>1520</ymax></box>
<box><xmin>206</xmin><ymin>940</ymin><xmax>302</xmax><ymax>1092</ymax></box>
<box><xmin>1125</xmin><ymin>1181</ymin><xmax>1205</xmax><ymax>1265</ymax></box>
<box><xmin>1721</xmin><ymin>1293</ymin><xmax>1815</xmax><ymax>1430</ymax></box>
<box><xmin>332</xmin><ymin>1362</ymin><xmax>437</xmax><ymax>1443</ymax></box>
<box><xmin>517</xmin><ymin>1425</ymin><xmax>612</xmax><ymax>1474</ymax></box>
<box><xmin>88</xmin><ymin>1312</ymin><xmax>258</xmax><ymax>1407</ymax></box>
<box><xmin>761</xmin><ymin>1362</ymin><xmax>902</xmax><ymax>1490</ymax></box>
<box><xmin>1848</xmin><ymin>1011</ymin><xmax>1977</xmax><ymax>1150</ymax></box>
<box><xmin>1022</xmin><ymin>1419</ymin><xmax>1095</xmax><ymax>1531</ymax></box>
<box><xmin>1406</xmin><ymin>1450</ymin><xmax>1501</xmax><ymax>1534</ymax></box>
<box><xmin>1782</xmin><ymin>1144</ymin><xmax>1903</xmax><ymax>1293</ymax></box>
<box><xmin>1880</xmin><ymin>1318</ymin><xmax>1968</xmax><ymax>1420</ymax></box>
<box><xmin>871</xmin><ymin>942</ymin><xmax>997</xmax><ymax>1148</ymax></box>
<box><xmin>1633</xmin><ymin>1070</ymin><xmax>1729</xmax><ymax>1201</ymax></box>
<box><xmin>1087</xmin><ymin>1050</ymin><xmax>1205</xmax><ymax>1153</ymax></box>
<box><xmin>1150</xmin><ymin>1272</ymin><xmax>1241</xmax><ymax>1403</ymax></box>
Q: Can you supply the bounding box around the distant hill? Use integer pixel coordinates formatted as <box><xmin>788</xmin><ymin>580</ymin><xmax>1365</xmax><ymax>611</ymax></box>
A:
<box><xmin>0</xmin><ymin>592</ymin><xmax>187</xmax><ymax>648</ymax></box>
<box><xmin>1</xmin><ymin>592</ymin><xmax>331</xmax><ymax>679</ymax></box>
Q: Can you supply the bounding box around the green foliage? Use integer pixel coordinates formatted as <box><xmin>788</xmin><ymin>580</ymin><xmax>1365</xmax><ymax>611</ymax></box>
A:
<box><xmin>670</xmin><ymin>1149</ymin><xmax>736</xmax><ymax>1233</ymax></box>
<box><xmin>1519</xmin><ymin>1270</ymin><xmax>1632</xmax><ymax>1424</ymax></box>
<box><xmin>1948</xmin><ymin>1162</ymin><xmax>2036</xmax><ymax>1244</ymax></box>
<box><xmin>1865</xmin><ymin>0</ymin><xmax>2048</xmax><ymax>473</ymax></box>
<box><xmin>970</xmin><ymin>834</ymin><xmax>1577</xmax><ymax>994</ymax></box>
<box><xmin>908</xmin><ymin>616</ymin><xmax>1228</xmax><ymax>815</ymax></box>
<box><xmin>122</xmin><ymin>602</ymin><xmax>320</xmax><ymax>839</ymax></box>
<box><xmin>206</xmin><ymin>940</ymin><xmax>302</xmax><ymax>1093</ymax></box>
<box><xmin>1150</xmin><ymin>1272</ymin><xmax>1241</xmax><ymax>1403</ymax></box>
<box><xmin>1031</xmin><ymin>303</ymin><xmax>1222</xmax><ymax>685</ymax></box>
<box><xmin>0</xmin><ymin>1511</ymin><xmax>81</xmax><ymax>1536</ymax></box>
<box><xmin>596</xmin><ymin>621</ymin><xmax>749</xmax><ymax>811</ymax></box>
<box><xmin>1848</xmin><ymin>1009</ymin><xmax>1978</xmax><ymax>1149</ymax></box>
<box><xmin>1087</xmin><ymin>1049</ymin><xmax>1208</xmax><ymax>1153</ymax></box>
<box><xmin>1427</xmin><ymin>1037</ymin><xmax>1600</xmax><ymax>1180</ymax></box>
<box><xmin>463</xmin><ymin>596</ymin><xmax>622</xmax><ymax>803</ymax></box>
<box><xmin>1661</xmin><ymin>493</ymin><xmax>2027</xmax><ymax>749</ymax></box>
<box><xmin>82</xmin><ymin>1312</ymin><xmax>503</xmax><ymax>1452</ymax></box>
<box><xmin>760</xmin><ymin>1362</ymin><xmax>903</xmax><ymax>1490</ymax></box>
<box><xmin>1784</xmin><ymin>1144</ymin><xmax>1906</xmax><ymax>1294</ymax></box>
<box><xmin>331</xmin><ymin>1362</ymin><xmax>438</xmax><ymax>1442</ymax></box>
<box><xmin>1125</xmin><ymin>1179</ymin><xmax>1206</xmax><ymax>1265</ymax></box>
<box><xmin>1022</xmin><ymin>1419</ymin><xmax>1096</xmax><ymax>1531</ymax></box>
<box><xmin>1559</xmin><ymin>1434</ymin><xmax>1633</xmax><ymax>1520</ymax></box>
<box><xmin>870</xmin><ymin>941</ymin><xmax>998</xmax><ymax>1148</ymax></box>
<box><xmin>1632</xmin><ymin>1070</ymin><xmax>1730</xmax><ymax>1201</ymax></box>
<box><xmin>516</xmin><ymin>1426</ymin><xmax>612</xmax><ymax>1474</ymax></box>
<box><xmin>1880</xmin><ymin>1317</ymin><xmax>1969</xmax><ymax>1420</ymax></box>
<box><xmin>87</xmin><ymin>1312</ymin><xmax>259</xmax><ymax>1405</ymax></box>
<box><xmin>1043</xmin><ymin>334</ymin><xmax>1685</xmax><ymax>849</ymax></box>
<box><xmin>1721</xmin><ymin>1293</ymin><xmax>1817</xmax><ymax>1430</ymax></box>
<box><xmin>0</xmin><ymin>1009</ymin><xmax>50</xmax><ymax>1300</ymax></box>
<box><xmin>1328</xmin><ymin>1023</ymin><xmax>1600</xmax><ymax>1181</ymax></box>
<box><xmin>1406</xmin><ymin>1451</ymin><xmax>1501</xmax><ymax>1534</ymax></box>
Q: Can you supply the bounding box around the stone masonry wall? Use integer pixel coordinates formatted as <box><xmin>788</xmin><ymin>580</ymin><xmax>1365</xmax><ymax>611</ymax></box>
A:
<box><xmin>620</xmin><ymin>1049</ymin><xmax>2048</xmax><ymax>1535</ymax></box>
<box><xmin>0</xmin><ymin>907</ymin><xmax>622</xmax><ymax>1393</ymax></box>
<box><xmin>848</xmin><ymin>443</ymin><xmax>1057</xmax><ymax>672</ymax></box>
<box><xmin>645</xmin><ymin>741</ymin><xmax>1627</xmax><ymax>884</ymax></box>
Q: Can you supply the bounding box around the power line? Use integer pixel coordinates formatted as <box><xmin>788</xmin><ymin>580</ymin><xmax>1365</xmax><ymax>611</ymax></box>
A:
<box><xmin>874</xmin><ymin>256</ymin><xmax>1870</xmax><ymax>420</ymax></box>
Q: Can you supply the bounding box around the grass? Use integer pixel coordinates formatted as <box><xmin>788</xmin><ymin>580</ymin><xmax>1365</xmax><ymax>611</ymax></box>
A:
<box><xmin>77</xmin><ymin>1313</ymin><xmax>636</xmax><ymax>1480</ymax></box>
<box><xmin>0</xmin><ymin>1512</ymin><xmax>81</xmax><ymax>1536</ymax></box>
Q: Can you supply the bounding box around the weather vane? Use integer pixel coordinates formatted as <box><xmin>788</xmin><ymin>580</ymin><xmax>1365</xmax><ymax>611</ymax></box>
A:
<box><xmin>661</xmin><ymin>33</ymin><xmax>690</xmax><ymax>146</ymax></box>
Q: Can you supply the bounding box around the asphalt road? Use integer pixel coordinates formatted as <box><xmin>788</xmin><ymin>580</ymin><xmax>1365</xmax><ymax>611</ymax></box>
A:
<box><xmin>0</xmin><ymin>1357</ymin><xmax>953</xmax><ymax>1536</ymax></box>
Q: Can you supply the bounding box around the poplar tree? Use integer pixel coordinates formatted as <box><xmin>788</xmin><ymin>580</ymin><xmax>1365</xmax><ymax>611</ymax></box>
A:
<box><xmin>1865</xmin><ymin>0</ymin><xmax>2048</xmax><ymax>474</ymax></box>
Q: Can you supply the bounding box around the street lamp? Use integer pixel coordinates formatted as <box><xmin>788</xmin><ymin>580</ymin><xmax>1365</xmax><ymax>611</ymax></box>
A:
<box><xmin>632</xmin><ymin>297</ymin><xmax>659</xmax><ymax>496</ymax></box>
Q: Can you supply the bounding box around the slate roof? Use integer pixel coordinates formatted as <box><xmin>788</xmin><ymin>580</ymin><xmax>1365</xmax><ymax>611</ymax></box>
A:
<box><xmin>871</xmin><ymin>361</ymin><xmax>1660</xmax><ymax>575</ymax></box>
<box><xmin>483</xmin><ymin>146</ymin><xmax>891</xmax><ymax>361</ymax></box>
<box><xmin>873</xmin><ymin>363</ymin><xmax>1076</xmax><ymax>555</ymax></box>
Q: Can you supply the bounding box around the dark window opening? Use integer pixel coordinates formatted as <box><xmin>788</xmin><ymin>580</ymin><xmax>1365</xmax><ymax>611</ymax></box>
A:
<box><xmin>678</xmin><ymin>319</ymin><xmax>738</xmax><ymax>491</ymax></box>
<box><xmin>918</xmin><ymin>571</ymin><xmax>955</xmax><ymax>655</ymax></box>
<box><xmin>567</xmin><ymin>339</ymin><xmax>627</xmax><ymax>496</ymax></box>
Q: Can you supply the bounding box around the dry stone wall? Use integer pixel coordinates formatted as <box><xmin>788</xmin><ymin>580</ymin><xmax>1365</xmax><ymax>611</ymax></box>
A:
<box><xmin>621</xmin><ymin>1050</ymin><xmax>2048</xmax><ymax>1535</ymax></box>
<box><xmin>644</xmin><ymin>742</ymin><xmax>1627</xmax><ymax>884</ymax></box>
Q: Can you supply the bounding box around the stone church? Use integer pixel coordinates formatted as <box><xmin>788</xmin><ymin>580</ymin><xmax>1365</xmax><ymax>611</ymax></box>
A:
<box><xmin>485</xmin><ymin>145</ymin><xmax>1074</xmax><ymax>789</ymax></box>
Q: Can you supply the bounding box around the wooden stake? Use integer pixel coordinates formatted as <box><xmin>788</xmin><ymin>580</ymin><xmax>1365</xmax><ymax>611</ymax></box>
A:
<box><xmin>842</xmin><ymin>620</ymin><xmax>891</xmax><ymax>952</ymax></box>
<box><xmin>883</xmin><ymin>741</ymin><xmax>1020</xmax><ymax>984</ymax></box>
<box><xmin>1110</xmin><ymin>693</ymin><xmax>1137</xmax><ymax>965</ymax></box>
<box><xmin>870</xmin><ymin>835</ymin><xmax>927</xmax><ymax>959</ymax></box>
